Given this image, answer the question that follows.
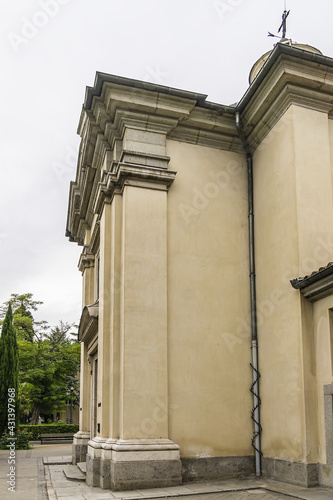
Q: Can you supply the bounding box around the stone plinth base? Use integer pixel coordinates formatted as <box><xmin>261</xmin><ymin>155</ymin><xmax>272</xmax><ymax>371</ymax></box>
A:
<box><xmin>262</xmin><ymin>457</ymin><xmax>319</xmax><ymax>487</ymax></box>
<box><xmin>182</xmin><ymin>456</ymin><xmax>254</xmax><ymax>482</ymax></box>
<box><xmin>111</xmin><ymin>459</ymin><xmax>181</xmax><ymax>491</ymax></box>
<box><xmin>86</xmin><ymin>453</ymin><xmax>101</xmax><ymax>487</ymax></box>
<box><xmin>86</xmin><ymin>438</ymin><xmax>182</xmax><ymax>490</ymax></box>
<box><xmin>319</xmin><ymin>463</ymin><xmax>333</xmax><ymax>488</ymax></box>
<box><xmin>72</xmin><ymin>431</ymin><xmax>90</xmax><ymax>465</ymax></box>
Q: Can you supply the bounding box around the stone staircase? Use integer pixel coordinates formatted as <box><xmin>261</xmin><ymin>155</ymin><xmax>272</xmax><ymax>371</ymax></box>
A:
<box><xmin>63</xmin><ymin>462</ymin><xmax>86</xmax><ymax>482</ymax></box>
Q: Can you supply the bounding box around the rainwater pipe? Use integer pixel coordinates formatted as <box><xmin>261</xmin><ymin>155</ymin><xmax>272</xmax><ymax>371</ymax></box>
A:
<box><xmin>235</xmin><ymin>111</ymin><xmax>262</xmax><ymax>477</ymax></box>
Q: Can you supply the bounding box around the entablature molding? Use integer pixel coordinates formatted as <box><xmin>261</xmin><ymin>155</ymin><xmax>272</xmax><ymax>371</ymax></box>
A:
<box><xmin>92</xmin><ymin>133</ymin><xmax>112</xmax><ymax>172</ymax></box>
<box><xmin>101</xmin><ymin>82</ymin><xmax>197</xmax><ymax>121</ymax></box>
<box><xmin>168</xmin><ymin>107</ymin><xmax>243</xmax><ymax>153</ymax></box>
<box><xmin>89</xmin><ymin>218</ymin><xmax>100</xmax><ymax>255</ymax></box>
<box><xmin>86</xmin><ymin>76</ymin><xmax>241</xmax><ymax>156</ymax></box>
<box><xmin>168</xmin><ymin>125</ymin><xmax>242</xmax><ymax>153</ymax></box>
<box><xmin>77</xmin><ymin>225</ymin><xmax>100</xmax><ymax>273</ymax></box>
<box><xmin>114</xmin><ymin>109</ymin><xmax>179</xmax><ymax>137</ymax></box>
<box><xmin>78</xmin><ymin>245</ymin><xmax>95</xmax><ymax>273</ymax></box>
<box><xmin>77</xmin><ymin>110</ymin><xmax>103</xmax><ymax>170</ymax></box>
<box><xmin>239</xmin><ymin>46</ymin><xmax>333</xmax><ymax>152</ymax></box>
<box><xmin>68</xmin><ymin>48</ymin><xmax>333</xmax><ymax>244</ymax></box>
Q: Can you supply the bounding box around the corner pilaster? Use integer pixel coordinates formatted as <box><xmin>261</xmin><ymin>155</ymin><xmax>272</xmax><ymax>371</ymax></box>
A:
<box><xmin>72</xmin><ymin>430</ymin><xmax>90</xmax><ymax>465</ymax></box>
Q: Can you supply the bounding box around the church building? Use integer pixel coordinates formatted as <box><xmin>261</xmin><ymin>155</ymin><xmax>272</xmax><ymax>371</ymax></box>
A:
<box><xmin>66</xmin><ymin>29</ymin><xmax>333</xmax><ymax>491</ymax></box>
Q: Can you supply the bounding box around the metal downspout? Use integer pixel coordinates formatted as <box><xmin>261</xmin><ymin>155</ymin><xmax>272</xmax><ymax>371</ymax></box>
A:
<box><xmin>235</xmin><ymin>112</ymin><xmax>262</xmax><ymax>476</ymax></box>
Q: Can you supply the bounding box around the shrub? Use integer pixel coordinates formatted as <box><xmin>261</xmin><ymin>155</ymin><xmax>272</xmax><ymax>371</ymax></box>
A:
<box><xmin>0</xmin><ymin>429</ymin><xmax>32</xmax><ymax>450</ymax></box>
<box><xmin>19</xmin><ymin>423</ymin><xmax>79</xmax><ymax>440</ymax></box>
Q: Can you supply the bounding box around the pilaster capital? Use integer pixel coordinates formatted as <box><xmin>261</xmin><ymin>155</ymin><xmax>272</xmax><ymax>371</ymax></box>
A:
<box><xmin>93</xmin><ymin>163</ymin><xmax>176</xmax><ymax>215</ymax></box>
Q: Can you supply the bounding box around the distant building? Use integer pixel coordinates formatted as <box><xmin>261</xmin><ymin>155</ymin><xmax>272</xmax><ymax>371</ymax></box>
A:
<box><xmin>66</xmin><ymin>40</ymin><xmax>333</xmax><ymax>491</ymax></box>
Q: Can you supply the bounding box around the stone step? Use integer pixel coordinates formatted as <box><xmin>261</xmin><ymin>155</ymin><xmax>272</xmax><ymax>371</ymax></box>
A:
<box><xmin>63</xmin><ymin>464</ymin><xmax>86</xmax><ymax>482</ymax></box>
<box><xmin>77</xmin><ymin>462</ymin><xmax>86</xmax><ymax>474</ymax></box>
<box><xmin>43</xmin><ymin>455</ymin><xmax>72</xmax><ymax>465</ymax></box>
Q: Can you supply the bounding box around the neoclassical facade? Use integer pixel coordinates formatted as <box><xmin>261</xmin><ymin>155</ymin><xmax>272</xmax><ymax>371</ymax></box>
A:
<box><xmin>66</xmin><ymin>41</ymin><xmax>333</xmax><ymax>490</ymax></box>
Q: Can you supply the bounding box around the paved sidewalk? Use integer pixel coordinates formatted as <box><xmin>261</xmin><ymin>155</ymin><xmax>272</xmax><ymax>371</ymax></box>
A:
<box><xmin>45</xmin><ymin>464</ymin><xmax>333</xmax><ymax>500</ymax></box>
<box><xmin>0</xmin><ymin>443</ymin><xmax>71</xmax><ymax>500</ymax></box>
<box><xmin>1</xmin><ymin>444</ymin><xmax>333</xmax><ymax>499</ymax></box>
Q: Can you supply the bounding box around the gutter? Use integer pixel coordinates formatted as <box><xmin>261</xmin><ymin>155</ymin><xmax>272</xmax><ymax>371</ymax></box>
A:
<box><xmin>235</xmin><ymin>111</ymin><xmax>262</xmax><ymax>477</ymax></box>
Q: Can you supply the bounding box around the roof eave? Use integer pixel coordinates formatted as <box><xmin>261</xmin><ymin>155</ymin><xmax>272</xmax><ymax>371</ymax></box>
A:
<box><xmin>290</xmin><ymin>265</ymin><xmax>333</xmax><ymax>302</ymax></box>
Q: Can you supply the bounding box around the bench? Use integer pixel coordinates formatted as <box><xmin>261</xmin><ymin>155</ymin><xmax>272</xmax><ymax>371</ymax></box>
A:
<box><xmin>40</xmin><ymin>433</ymin><xmax>74</xmax><ymax>445</ymax></box>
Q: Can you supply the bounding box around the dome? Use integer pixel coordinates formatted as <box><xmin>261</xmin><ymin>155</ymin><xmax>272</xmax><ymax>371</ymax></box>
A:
<box><xmin>249</xmin><ymin>39</ymin><xmax>322</xmax><ymax>84</ymax></box>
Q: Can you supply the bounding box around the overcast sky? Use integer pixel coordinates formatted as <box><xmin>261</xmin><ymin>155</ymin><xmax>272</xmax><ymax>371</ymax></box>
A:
<box><xmin>0</xmin><ymin>0</ymin><xmax>332</xmax><ymax>328</ymax></box>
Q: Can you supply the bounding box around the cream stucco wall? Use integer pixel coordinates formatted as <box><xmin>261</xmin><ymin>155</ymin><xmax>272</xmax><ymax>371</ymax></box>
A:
<box><xmin>119</xmin><ymin>185</ymin><xmax>169</xmax><ymax>440</ymax></box>
<box><xmin>309</xmin><ymin>117</ymin><xmax>333</xmax><ymax>467</ymax></box>
<box><xmin>253</xmin><ymin>104</ymin><xmax>333</xmax><ymax>463</ymax></box>
<box><xmin>166</xmin><ymin>140</ymin><xmax>253</xmax><ymax>457</ymax></box>
<box><xmin>313</xmin><ymin>296</ymin><xmax>333</xmax><ymax>464</ymax></box>
<box><xmin>253</xmin><ymin>106</ymin><xmax>305</xmax><ymax>462</ymax></box>
<box><xmin>78</xmin><ymin>106</ymin><xmax>333</xmax><ymax>464</ymax></box>
<box><xmin>329</xmin><ymin>118</ymin><xmax>333</xmax><ymax>212</ymax></box>
<box><xmin>69</xmin><ymin>49</ymin><xmax>333</xmax><ymax>489</ymax></box>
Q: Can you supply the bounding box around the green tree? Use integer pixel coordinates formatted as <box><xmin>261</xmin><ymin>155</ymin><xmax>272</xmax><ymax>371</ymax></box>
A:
<box><xmin>1</xmin><ymin>294</ymin><xmax>80</xmax><ymax>425</ymax></box>
<box><xmin>0</xmin><ymin>305</ymin><xmax>19</xmax><ymax>434</ymax></box>
<box><xmin>18</xmin><ymin>322</ymin><xmax>80</xmax><ymax>424</ymax></box>
<box><xmin>0</xmin><ymin>293</ymin><xmax>48</xmax><ymax>342</ymax></box>
<box><xmin>18</xmin><ymin>339</ymin><xmax>56</xmax><ymax>424</ymax></box>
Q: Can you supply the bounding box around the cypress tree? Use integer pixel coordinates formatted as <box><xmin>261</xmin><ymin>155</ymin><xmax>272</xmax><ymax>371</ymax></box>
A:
<box><xmin>0</xmin><ymin>305</ymin><xmax>19</xmax><ymax>435</ymax></box>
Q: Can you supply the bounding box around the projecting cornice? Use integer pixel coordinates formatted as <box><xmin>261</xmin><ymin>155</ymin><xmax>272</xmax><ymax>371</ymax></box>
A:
<box><xmin>238</xmin><ymin>43</ymin><xmax>333</xmax><ymax>152</ymax></box>
<box><xmin>67</xmin><ymin>75</ymin><xmax>241</xmax><ymax>245</ymax></box>
<box><xmin>78</xmin><ymin>245</ymin><xmax>95</xmax><ymax>273</ymax></box>
<box><xmin>66</xmin><ymin>46</ymin><xmax>333</xmax><ymax>244</ymax></box>
<box><xmin>78</xmin><ymin>301</ymin><xmax>99</xmax><ymax>343</ymax></box>
<box><xmin>168</xmin><ymin>106</ymin><xmax>242</xmax><ymax>152</ymax></box>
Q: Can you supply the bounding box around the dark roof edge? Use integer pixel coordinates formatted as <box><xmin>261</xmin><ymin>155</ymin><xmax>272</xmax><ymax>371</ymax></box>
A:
<box><xmin>290</xmin><ymin>263</ymin><xmax>333</xmax><ymax>289</ymax></box>
<box><xmin>237</xmin><ymin>43</ymin><xmax>333</xmax><ymax>112</ymax></box>
<box><xmin>83</xmin><ymin>72</ymin><xmax>237</xmax><ymax>114</ymax></box>
<box><xmin>83</xmin><ymin>45</ymin><xmax>333</xmax><ymax>116</ymax></box>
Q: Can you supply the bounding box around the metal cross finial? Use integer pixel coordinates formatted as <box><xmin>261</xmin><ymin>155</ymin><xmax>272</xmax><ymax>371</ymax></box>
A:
<box><xmin>268</xmin><ymin>6</ymin><xmax>291</xmax><ymax>40</ymax></box>
<box><xmin>278</xmin><ymin>9</ymin><xmax>290</xmax><ymax>38</ymax></box>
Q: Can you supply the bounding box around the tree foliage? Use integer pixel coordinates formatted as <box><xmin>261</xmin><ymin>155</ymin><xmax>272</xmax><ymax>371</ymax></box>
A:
<box><xmin>0</xmin><ymin>305</ymin><xmax>19</xmax><ymax>434</ymax></box>
<box><xmin>19</xmin><ymin>323</ymin><xmax>80</xmax><ymax>423</ymax></box>
<box><xmin>0</xmin><ymin>294</ymin><xmax>80</xmax><ymax>425</ymax></box>
<box><xmin>10</xmin><ymin>293</ymin><xmax>47</xmax><ymax>342</ymax></box>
